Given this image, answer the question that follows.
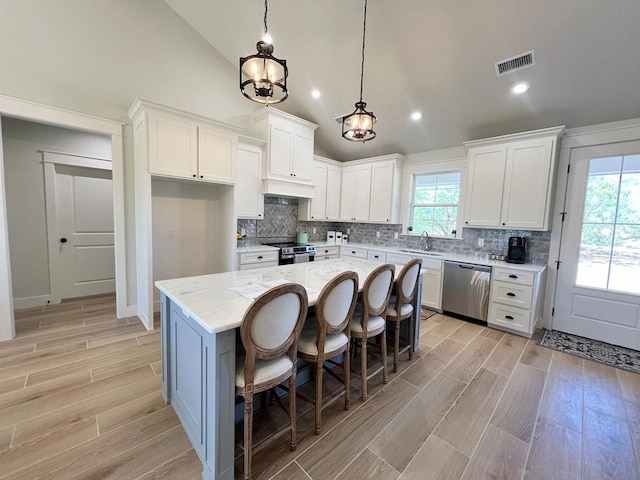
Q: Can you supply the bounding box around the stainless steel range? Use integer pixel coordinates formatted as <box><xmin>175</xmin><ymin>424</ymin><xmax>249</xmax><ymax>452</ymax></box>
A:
<box><xmin>262</xmin><ymin>242</ymin><xmax>316</xmax><ymax>265</ymax></box>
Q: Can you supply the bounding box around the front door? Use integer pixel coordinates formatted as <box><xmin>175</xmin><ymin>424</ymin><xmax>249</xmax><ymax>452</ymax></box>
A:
<box><xmin>54</xmin><ymin>164</ymin><xmax>115</xmax><ymax>299</ymax></box>
<box><xmin>554</xmin><ymin>142</ymin><xmax>640</xmax><ymax>350</ymax></box>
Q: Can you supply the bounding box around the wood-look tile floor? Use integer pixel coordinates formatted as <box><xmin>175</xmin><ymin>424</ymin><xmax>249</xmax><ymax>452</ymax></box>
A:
<box><xmin>1</xmin><ymin>297</ymin><xmax>639</xmax><ymax>480</ymax></box>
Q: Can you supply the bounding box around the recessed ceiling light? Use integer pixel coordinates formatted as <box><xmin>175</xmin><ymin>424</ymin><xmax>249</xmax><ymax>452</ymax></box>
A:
<box><xmin>311</xmin><ymin>89</ymin><xmax>321</xmax><ymax>99</ymax></box>
<box><xmin>511</xmin><ymin>81</ymin><xmax>530</xmax><ymax>95</ymax></box>
<box><xmin>411</xmin><ymin>111</ymin><xmax>422</xmax><ymax>120</ymax></box>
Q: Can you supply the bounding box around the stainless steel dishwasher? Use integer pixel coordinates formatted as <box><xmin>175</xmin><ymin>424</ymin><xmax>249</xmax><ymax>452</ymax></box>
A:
<box><xmin>442</xmin><ymin>261</ymin><xmax>491</xmax><ymax>322</ymax></box>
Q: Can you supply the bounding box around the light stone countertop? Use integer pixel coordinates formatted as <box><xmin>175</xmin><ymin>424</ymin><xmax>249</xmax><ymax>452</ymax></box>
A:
<box><xmin>236</xmin><ymin>245</ymin><xmax>280</xmax><ymax>254</ymax></box>
<box><xmin>156</xmin><ymin>257</ymin><xmax>419</xmax><ymax>334</ymax></box>
<box><xmin>312</xmin><ymin>241</ymin><xmax>547</xmax><ymax>273</ymax></box>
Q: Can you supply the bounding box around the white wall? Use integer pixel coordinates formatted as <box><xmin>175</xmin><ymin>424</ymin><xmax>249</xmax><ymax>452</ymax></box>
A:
<box><xmin>151</xmin><ymin>179</ymin><xmax>234</xmax><ymax>305</ymax></box>
<box><xmin>0</xmin><ymin>1</ymin><xmax>258</xmax><ymax>321</ymax></box>
<box><xmin>1</xmin><ymin>118</ymin><xmax>112</xmax><ymax>307</ymax></box>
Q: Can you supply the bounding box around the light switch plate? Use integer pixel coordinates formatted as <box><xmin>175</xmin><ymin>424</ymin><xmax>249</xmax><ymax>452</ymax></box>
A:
<box><xmin>394</xmin><ymin>232</ymin><xmax>399</xmax><ymax>239</ymax></box>
<box><xmin>376</xmin><ymin>231</ymin><xmax>380</xmax><ymax>238</ymax></box>
<box><xmin>312</xmin><ymin>227</ymin><xmax>316</xmax><ymax>234</ymax></box>
<box><xmin>478</xmin><ymin>238</ymin><xmax>484</xmax><ymax>247</ymax></box>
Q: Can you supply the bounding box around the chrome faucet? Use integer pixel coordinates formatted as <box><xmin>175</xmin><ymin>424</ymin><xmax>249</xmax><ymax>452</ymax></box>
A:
<box><xmin>421</xmin><ymin>231</ymin><xmax>433</xmax><ymax>252</ymax></box>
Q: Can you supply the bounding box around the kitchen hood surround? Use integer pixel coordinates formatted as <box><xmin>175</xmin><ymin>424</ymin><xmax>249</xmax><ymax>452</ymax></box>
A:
<box><xmin>237</xmin><ymin>196</ymin><xmax>552</xmax><ymax>265</ymax></box>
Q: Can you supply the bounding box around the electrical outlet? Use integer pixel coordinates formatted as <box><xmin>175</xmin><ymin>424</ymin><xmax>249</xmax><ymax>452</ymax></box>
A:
<box><xmin>240</xmin><ymin>228</ymin><xmax>246</xmax><ymax>236</ymax></box>
<box><xmin>347</xmin><ymin>228</ymin><xmax>351</xmax><ymax>235</ymax></box>
<box><xmin>376</xmin><ymin>231</ymin><xmax>380</xmax><ymax>238</ymax></box>
<box><xmin>478</xmin><ymin>238</ymin><xmax>484</xmax><ymax>247</ymax></box>
<box><xmin>312</xmin><ymin>227</ymin><xmax>316</xmax><ymax>234</ymax></box>
<box><xmin>394</xmin><ymin>232</ymin><xmax>399</xmax><ymax>239</ymax></box>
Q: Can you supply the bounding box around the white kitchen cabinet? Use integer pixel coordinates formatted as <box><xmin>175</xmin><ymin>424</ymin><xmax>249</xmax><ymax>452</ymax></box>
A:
<box><xmin>237</xmin><ymin>250</ymin><xmax>279</xmax><ymax>271</ymax></box>
<box><xmin>463</xmin><ymin>127</ymin><xmax>564</xmax><ymax>231</ymax></box>
<box><xmin>147</xmin><ymin>112</ymin><xmax>237</xmax><ymax>184</ymax></box>
<box><xmin>487</xmin><ymin>266</ymin><xmax>545</xmax><ymax>336</ymax></box>
<box><xmin>298</xmin><ymin>156</ymin><xmax>342</xmax><ymax>221</ymax></box>
<box><xmin>339</xmin><ymin>155</ymin><xmax>403</xmax><ymax>223</ymax></box>
<box><xmin>249</xmin><ymin>108</ymin><xmax>318</xmax><ymax>198</ymax></box>
<box><xmin>422</xmin><ymin>270</ymin><xmax>443</xmax><ymax>310</ymax></box>
<box><xmin>340</xmin><ymin>246</ymin><xmax>368</xmax><ymax>259</ymax></box>
<box><xmin>340</xmin><ymin>164</ymin><xmax>372</xmax><ymax>222</ymax></box>
<box><xmin>235</xmin><ymin>138</ymin><xmax>265</xmax><ymax>219</ymax></box>
<box><xmin>367</xmin><ymin>249</ymin><xmax>387</xmax><ymax>262</ymax></box>
<box><xmin>315</xmin><ymin>245</ymin><xmax>340</xmax><ymax>261</ymax></box>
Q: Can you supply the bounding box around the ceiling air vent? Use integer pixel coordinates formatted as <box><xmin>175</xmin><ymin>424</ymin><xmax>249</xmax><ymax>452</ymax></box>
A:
<box><xmin>495</xmin><ymin>50</ymin><xmax>535</xmax><ymax>76</ymax></box>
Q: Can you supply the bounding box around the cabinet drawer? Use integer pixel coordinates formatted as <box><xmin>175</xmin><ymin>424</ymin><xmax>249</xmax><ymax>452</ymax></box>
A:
<box><xmin>239</xmin><ymin>251</ymin><xmax>279</xmax><ymax>265</ymax></box>
<box><xmin>492</xmin><ymin>267</ymin><xmax>535</xmax><ymax>286</ymax></box>
<box><xmin>367</xmin><ymin>250</ymin><xmax>387</xmax><ymax>262</ymax></box>
<box><xmin>386</xmin><ymin>252</ymin><xmax>411</xmax><ymax>265</ymax></box>
<box><xmin>421</xmin><ymin>258</ymin><xmax>443</xmax><ymax>272</ymax></box>
<box><xmin>491</xmin><ymin>281</ymin><xmax>533</xmax><ymax>309</ymax></box>
<box><xmin>488</xmin><ymin>304</ymin><xmax>531</xmax><ymax>334</ymax></box>
<box><xmin>340</xmin><ymin>247</ymin><xmax>368</xmax><ymax>259</ymax></box>
<box><xmin>315</xmin><ymin>254</ymin><xmax>338</xmax><ymax>262</ymax></box>
<box><xmin>317</xmin><ymin>246</ymin><xmax>340</xmax><ymax>257</ymax></box>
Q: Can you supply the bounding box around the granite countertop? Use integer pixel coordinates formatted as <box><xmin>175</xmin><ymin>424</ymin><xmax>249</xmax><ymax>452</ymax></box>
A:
<box><xmin>311</xmin><ymin>241</ymin><xmax>547</xmax><ymax>273</ymax></box>
<box><xmin>156</xmin><ymin>257</ymin><xmax>420</xmax><ymax>334</ymax></box>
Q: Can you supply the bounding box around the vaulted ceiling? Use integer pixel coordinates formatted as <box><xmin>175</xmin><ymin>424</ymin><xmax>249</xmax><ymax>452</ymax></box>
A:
<box><xmin>165</xmin><ymin>0</ymin><xmax>640</xmax><ymax>161</ymax></box>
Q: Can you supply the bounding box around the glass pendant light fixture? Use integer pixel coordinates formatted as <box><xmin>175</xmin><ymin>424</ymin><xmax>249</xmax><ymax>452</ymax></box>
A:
<box><xmin>239</xmin><ymin>0</ymin><xmax>288</xmax><ymax>104</ymax></box>
<box><xmin>342</xmin><ymin>0</ymin><xmax>376</xmax><ymax>142</ymax></box>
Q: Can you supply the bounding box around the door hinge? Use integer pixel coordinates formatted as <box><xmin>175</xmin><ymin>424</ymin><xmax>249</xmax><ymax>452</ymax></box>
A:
<box><xmin>552</xmin><ymin>307</ymin><xmax>555</xmax><ymax>316</ymax></box>
<box><xmin>555</xmin><ymin>260</ymin><xmax>561</xmax><ymax>270</ymax></box>
<box><xmin>567</xmin><ymin>163</ymin><xmax>571</xmax><ymax>174</ymax></box>
<box><xmin>560</xmin><ymin>211</ymin><xmax>567</xmax><ymax>222</ymax></box>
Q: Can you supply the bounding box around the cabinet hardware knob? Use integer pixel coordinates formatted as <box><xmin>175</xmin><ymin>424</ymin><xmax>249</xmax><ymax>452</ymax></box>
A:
<box><xmin>60</xmin><ymin>237</ymin><xmax>68</xmax><ymax>243</ymax></box>
<box><xmin>192</xmin><ymin>174</ymin><xmax>197</xmax><ymax>177</ymax></box>
<box><xmin>257</xmin><ymin>256</ymin><xmax>263</xmax><ymax>259</ymax></box>
<box><xmin>508</xmin><ymin>274</ymin><xmax>518</xmax><ymax>278</ymax></box>
<box><xmin>352</xmin><ymin>251</ymin><xmax>356</xmax><ymax>254</ymax></box>
<box><xmin>506</xmin><ymin>292</ymin><xmax>516</xmax><ymax>297</ymax></box>
<box><xmin>505</xmin><ymin>315</ymin><xmax>514</xmax><ymax>320</ymax></box>
<box><xmin>465</xmin><ymin>221</ymin><xmax>468</xmax><ymax>224</ymax></box>
<box><xmin>200</xmin><ymin>175</ymin><xmax>203</xmax><ymax>178</ymax></box>
<box><xmin>502</xmin><ymin>223</ymin><xmax>506</xmax><ymax>225</ymax></box>
<box><xmin>258</xmin><ymin>214</ymin><xmax>262</xmax><ymax>217</ymax></box>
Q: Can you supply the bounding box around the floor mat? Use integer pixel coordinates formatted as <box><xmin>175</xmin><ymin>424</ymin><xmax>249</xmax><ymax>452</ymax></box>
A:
<box><xmin>537</xmin><ymin>328</ymin><xmax>640</xmax><ymax>374</ymax></box>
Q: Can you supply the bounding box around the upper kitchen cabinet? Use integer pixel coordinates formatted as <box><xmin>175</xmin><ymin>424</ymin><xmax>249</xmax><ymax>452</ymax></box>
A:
<box><xmin>463</xmin><ymin>126</ymin><xmax>565</xmax><ymax>231</ymax></box>
<box><xmin>236</xmin><ymin>136</ymin><xmax>266</xmax><ymax>219</ymax></box>
<box><xmin>248</xmin><ymin>108</ymin><xmax>319</xmax><ymax>198</ymax></box>
<box><xmin>132</xmin><ymin>99</ymin><xmax>241</xmax><ymax>184</ymax></box>
<box><xmin>299</xmin><ymin>156</ymin><xmax>342</xmax><ymax>221</ymax></box>
<box><xmin>339</xmin><ymin>154</ymin><xmax>403</xmax><ymax>223</ymax></box>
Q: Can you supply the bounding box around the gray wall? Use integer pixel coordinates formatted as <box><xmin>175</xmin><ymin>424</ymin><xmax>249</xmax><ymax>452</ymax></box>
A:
<box><xmin>237</xmin><ymin>196</ymin><xmax>552</xmax><ymax>264</ymax></box>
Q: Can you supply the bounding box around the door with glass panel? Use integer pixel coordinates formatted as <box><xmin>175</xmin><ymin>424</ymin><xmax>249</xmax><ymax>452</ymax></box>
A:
<box><xmin>554</xmin><ymin>142</ymin><xmax>640</xmax><ymax>349</ymax></box>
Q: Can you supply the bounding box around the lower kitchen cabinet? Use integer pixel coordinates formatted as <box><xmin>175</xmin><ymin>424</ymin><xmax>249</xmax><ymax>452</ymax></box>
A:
<box><xmin>236</xmin><ymin>250</ymin><xmax>279</xmax><ymax>271</ymax></box>
<box><xmin>422</xmin><ymin>268</ymin><xmax>443</xmax><ymax>310</ymax></box>
<box><xmin>487</xmin><ymin>266</ymin><xmax>545</xmax><ymax>336</ymax></box>
<box><xmin>314</xmin><ymin>245</ymin><xmax>339</xmax><ymax>261</ymax></box>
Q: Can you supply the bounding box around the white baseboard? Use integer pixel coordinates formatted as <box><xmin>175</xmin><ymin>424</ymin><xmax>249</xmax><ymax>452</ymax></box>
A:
<box><xmin>13</xmin><ymin>295</ymin><xmax>52</xmax><ymax>310</ymax></box>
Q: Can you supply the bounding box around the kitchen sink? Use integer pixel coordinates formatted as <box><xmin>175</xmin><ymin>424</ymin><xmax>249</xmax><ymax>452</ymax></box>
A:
<box><xmin>399</xmin><ymin>249</ymin><xmax>444</xmax><ymax>257</ymax></box>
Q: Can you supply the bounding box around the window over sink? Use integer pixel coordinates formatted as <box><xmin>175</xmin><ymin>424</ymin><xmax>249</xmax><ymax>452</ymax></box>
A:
<box><xmin>410</xmin><ymin>171</ymin><xmax>460</xmax><ymax>236</ymax></box>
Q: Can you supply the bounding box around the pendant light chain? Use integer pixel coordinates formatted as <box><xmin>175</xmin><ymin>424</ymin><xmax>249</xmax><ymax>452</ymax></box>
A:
<box><xmin>359</xmin><ymin>0</ymin><xmax>368</xmax><ymax>103</ymax></box>
<box><xmin>263</xmin><ymin>0</ymin><xmax>269</xmax><ymax>35</ymax></box>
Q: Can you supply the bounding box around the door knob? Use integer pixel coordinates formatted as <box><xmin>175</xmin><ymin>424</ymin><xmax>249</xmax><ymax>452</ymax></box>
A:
<box><xmin>60</xmin><ymin>237</ymin><xmax>68</xmax><ymax>243</ymax></box>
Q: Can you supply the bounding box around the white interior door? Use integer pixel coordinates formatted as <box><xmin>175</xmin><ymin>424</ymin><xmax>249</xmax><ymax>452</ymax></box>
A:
<box><xmin>54</xmin><ymin>164</ymin><xmax>115</xmax><ymax>299</ymax></box>
<box><xmin>554</xmin><ymin>142</ymin><xmax>640</xmax><ymax>349</ymax></box>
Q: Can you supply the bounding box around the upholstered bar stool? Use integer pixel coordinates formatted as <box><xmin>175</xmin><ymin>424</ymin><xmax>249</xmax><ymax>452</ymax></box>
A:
<box><xmin>386</xmin><ymin>258</ymin><xmax>422</xmax><ymax>372</ymax></box>
<box><xmin>349</xmin><ymin>263</ymin><xmax>395</xmax><ymax>401</ymax></box>
<box><xmin>235</xmin><ymin>283</ymin><xmax>308</xmax><ymax>480</ymax></box>
<box><xmin>297</xmin><ymin>271</ymin><xmax>359</xmax><ymax>434</ymax></box>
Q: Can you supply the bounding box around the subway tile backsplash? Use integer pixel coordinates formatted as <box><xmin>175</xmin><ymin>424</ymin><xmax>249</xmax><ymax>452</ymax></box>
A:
<box><xmin>237</xmin><ymin>196</ymin><xmax>551</xmax><ymax>264</ymax></box>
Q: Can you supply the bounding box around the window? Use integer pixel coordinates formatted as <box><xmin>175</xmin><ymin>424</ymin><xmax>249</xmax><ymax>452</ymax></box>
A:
<box><xmin>576</xmin><ymin>154</ymin><xmax>640</xmax><ymax>294</ymax></box>
<box><xmin>410</xmin><ymin>171</ymin><xmax>460</xmax><ymax>236</ymax></box>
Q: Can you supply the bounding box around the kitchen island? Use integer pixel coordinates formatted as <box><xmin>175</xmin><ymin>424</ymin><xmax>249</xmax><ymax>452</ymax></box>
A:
<box><xmin>155</xmin><ymin>258</ymin><xmax>424</xmax><ymax>480</ymax></box>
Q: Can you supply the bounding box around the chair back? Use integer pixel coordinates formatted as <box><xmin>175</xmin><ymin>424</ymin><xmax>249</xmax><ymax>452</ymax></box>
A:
<box><xmin>316</xmin><ymin>271</ymin><xmax>359</xmax><ymax>338</ymax></box>
<box><xmin>240</xmin><ymin>283</ymin><xmax>308</xmax><ymax>367</ymax></box>
<box><xmin>363</xmin><ymin>263</ymin><xmax>395</xmax><ymax>318</ymax></box>
<box><xmin>397</xmin><ymin>258</ymin><xmax>422</xmax><ymax>307</ymax></box>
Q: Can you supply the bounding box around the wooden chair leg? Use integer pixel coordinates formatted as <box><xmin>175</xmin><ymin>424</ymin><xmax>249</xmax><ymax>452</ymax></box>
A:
<box><xmin>344</xmin><ymin>342</ymin><xmax>351</xmax><ymax>410</ymax></box>
<box><xmin>244</xmin><ymin>394</ymin><xmax>254</xmax><ymax>480</ymax></box>
<box><xmin>394</xmin><ymin>320</ymin><xmax>400</xmax><ymax>373</ymax></box>
<box><xmin>361</xmin><ymin>338</ymin><xmax>368</xmax><ymax>401</ymax></box>
<box><xmin>314</xmin><ymin>361</ymin><xmax>323</xmax><ymax>435</ymax></box>
<box><xmin>381</xmin><ymin>329</ymin><xmax>388</xmax><ymax>384</ymax></box>
<box><xmin>409</xmin><ymin>315</ymin><xmax>414</xmax><ymax>361</ymax></box>
<box><xmin>289</xmin><ymin>374</ymin><xmax>297</xmax><ymax>451</ymax></box>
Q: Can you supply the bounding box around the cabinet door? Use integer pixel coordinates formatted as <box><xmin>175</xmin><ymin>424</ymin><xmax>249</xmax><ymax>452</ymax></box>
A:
<box><xmin>421</xmin><ymin>269</ymin><xmax>443</xmax><ymax>309</ymax></box>
<box><xmin>353</xmin><ymin>164</ymin><xmax>372</xmax><ymax>221</ymax></box>
<box><xmin>308</xmin><ymin>162</ymin><xmax>327</xmax><ymax>220</ymax></box>
<box><xmin>325</xmin><ymin>165</ymin><xmax>342</xmax><ymax>220</ymax></box>
<box><xmin>463</xmin><ymin>145</ymin><xmax>507</xmax><ymax>227</ymax></box>
<box><xmin>500</xmin><ymin>138</ymin><xmax>553</xmax><ymax>229</ymax></box>
<box><xmin>235</xmin><ymin>144</ymin><xmax>264</xmax><ymax>219</ymax></box>
<box><xmin>291</xmin><ymin>128</ymin><xmax>313</xmax><ymax>181</ymax></box>
<box><xmin>197</xmin><ymin>127</ymin><xmax>237</xmax><ymax>183</ymax></box>
<box><xmin>148</xmin><ymin>112</ymin><xmax>198</xmax><ymax>179</ymax></box>
<box><xmin>369</xmin><ymin>161</ymin><xmax>394</xmax><ymax>222</ymax></box>
<box><xmin>340</xmin><ymin>167</ymin><xmax>357</xmax><ymax>221</ymax></box>
<box><xmin>268</xmin><ymin>123</ymin><xmax>293</xmax><ymax>179</ymax></box>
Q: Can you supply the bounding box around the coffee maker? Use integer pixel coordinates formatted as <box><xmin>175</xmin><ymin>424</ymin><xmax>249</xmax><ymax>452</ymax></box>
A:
<box><xmin>506</xmin><ymin>236</ymin><xmax>527</xmax><ymax>264</ymax></box>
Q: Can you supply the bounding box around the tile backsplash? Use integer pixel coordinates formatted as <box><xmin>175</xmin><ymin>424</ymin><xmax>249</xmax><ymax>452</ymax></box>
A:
<box><xmin>238</xmin><ymin>196</ymin><xmax>551</xmax><ymax>264</ymax></box>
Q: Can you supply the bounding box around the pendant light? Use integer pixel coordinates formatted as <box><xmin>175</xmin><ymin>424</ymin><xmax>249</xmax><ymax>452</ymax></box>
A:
<box><xmin>239</xmin><ymin>0</ymin><xmax>288</xmax><ymax>104</ymax></box>
<box><xmin>342</xmin><ymin>0</ymin><xmax>376</xmax><ymax>142</ymax></box>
